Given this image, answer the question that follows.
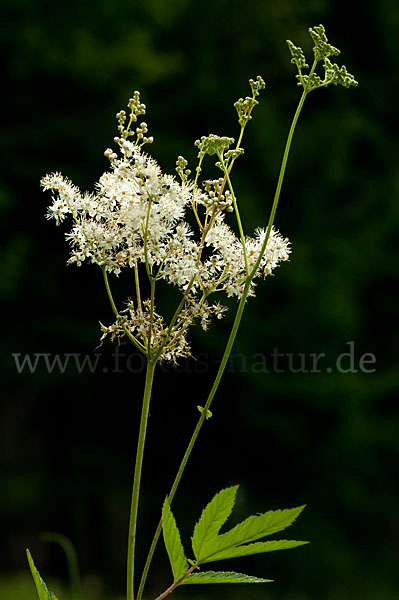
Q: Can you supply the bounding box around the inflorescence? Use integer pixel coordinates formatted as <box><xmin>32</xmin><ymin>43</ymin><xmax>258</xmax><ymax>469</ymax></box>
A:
<box><xmin>287</xmin><ymin>24</ymin><xmax>358</xmax><ymax>91</ymax></box>
<box><xmin>42</xmin><ymin>25</ymin><xmax>356</xmax><ymax>363</ymax></box>
<box><xmin>41</xmin><ymin>84</ymin><xmax>289</xmax><ymax>362</ymax></box>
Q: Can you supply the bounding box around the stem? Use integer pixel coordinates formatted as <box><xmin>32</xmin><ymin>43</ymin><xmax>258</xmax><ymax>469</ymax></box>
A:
<box><xmin>102</xmin><ymin>267</ymin><xmax>146</xmax><ymax>354</ymax></box>
<box><xmin>217</xmin><ymin>149</ymin><xmax>249</xmax><ymax>275</ymax></box>
<box><xmin>136</xmin><ymin>87</ymin><xmax>309</xmax><ymax>600</ymax></box>
<box><xmin>152</xmin><ymin>564</ymin><xmax>197</xmax><ymax>600</ymax></box>
<box><xmin>251</xmin><ymin>88</ymin><xmax>307</xmax><ymax>278</ymax></box>
<box><xmin>234</xmin><ymin>126</ymin><xmax>245</xmax><ymax>158</ymax></box>
<box><xmin>143</xmin><ymin>198</ymin><xmax>153</xmax><ymax>279</ymax></box>
<box><xmin>152</xmin><ymin>105</ymin><xmax>249</xmax><ymax>362</ymax></box>
<box><xmin>147</xmin><ymin>277</ymin><xmax>156</xmax><ymax>355</ymax></box>
<box><xmin>152</xmin><ymin>205</ymin><xmax>218</xmax><ymax>362</ymax></box>
<box><xmin>134</xmin><ymin>260</ymin><xmax>142</xmax><ymax>312</ymax></box>
<box><xmin>191</xmin><ymin>155</ymin><xmax>204</xmax><ymax>230</ymax></box>
<box><xmin>136</xmin><ymin>286</ymin><xmax>249</xmax><ymax>600</ymax></box>
<box><xmin>102</xmin><ymin>266</ymin><xmax>119</xmax><ymax>316</ymax></box>
<box><xmin>127</xmin><ymin>359</ymin><xmax>156</xmax><ymax>600</ymax></box>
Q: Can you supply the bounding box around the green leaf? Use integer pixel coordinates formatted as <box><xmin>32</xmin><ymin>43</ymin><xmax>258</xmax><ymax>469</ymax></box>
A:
<box><xmin>182</xmin><ymin>570</ymin><xmax>272</xmax><ymax>585</ymax></box>
<box><xmin>203</xmin><ymin>505</ymin><xmax>306</xmax><ymax>561</ymax></box>
<box><xmin>26</xmin><ymin>549</ymin><xmax>59</xmax><ymax>600</ymax></box>
<box><xmin>191</xmin><ymin>486</ymin><xmax>238</xmax><ymax>562</ymax></box>
<box><xmin>204</xmin><ymin>538</ymin><xmax>308</xmax><ymax>563</ymax></box>
<box><xmin>162</xmin><ymin>497</ymin><xmax>189</xmax><ymax>581</ymax></box>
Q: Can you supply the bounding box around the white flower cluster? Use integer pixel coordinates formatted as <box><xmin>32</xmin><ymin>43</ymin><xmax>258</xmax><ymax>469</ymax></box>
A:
<box><xmin>42</xmin><ymin>92</ymin><xmax>291</xmax><ymax>362</ymax></box>
<box><xmin>41</xmin><ymin>147</ymin><xmax>194</xmax><ymax>278</ymax></box>
<box><xmin>203</xmin><ymin>218</ymin><xmax>290</xmax><ymax>298</ymax></box>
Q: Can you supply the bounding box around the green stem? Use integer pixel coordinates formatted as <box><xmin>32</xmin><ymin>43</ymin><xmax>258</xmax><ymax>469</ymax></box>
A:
<box><xmin>134</xmin><ymin>260</ymin><xmax>142</xmax><ymax>312</ymax></box>
<box><xmin>191</xmin><ymin>155</ymin><xmax>204</xmax><ymax>230</ymax></box>
<box><xmin>152</xmin><ymin>205</ymin><xmax>218</xmax><ymax>362</ymax></box>
<box><xmin>136</xmin><ymin>87</ymin><xmax>309</xmax><ymax>600</ymax></box>
<box><xmin>136</xmin><ymin>284</ymin><xmax>249</xmax><ymax>600</ymax></box>
<box><xmin>102</xmin><ymin>267</ymin><xmax>146</xmax><ymax>354</ymax></box>
<box><xmin>153</xmin><ymin>115</ymin><xmax>247</xmax><ymax>361</ymax></box>
<box><xmin>127</xmin><ymin>359</ymin><xmax>156</xmax><ymax>600</ymax></box>
<box><xmin>147</xmin><ymin>277</ymin><xmax>156</xmax><ymax>355</ymax></box>
<box><xmin>217</xmin><ymin>149</ymin><xmax>248</xmax><ymax>275</ymax></box>
<box><xmin>143</xmin><ymin>198</ymin><xmax>153</xmax><ymax>279</ymax></box>
<box><xmin>251</xmin><ymin>88</ymin><xmax>307</xmax><ymax>277</ymax></box>
<box><xmin>102</xmin><ymin>266</ymin><xmax>119</xmax><ymax>316</ymax></box>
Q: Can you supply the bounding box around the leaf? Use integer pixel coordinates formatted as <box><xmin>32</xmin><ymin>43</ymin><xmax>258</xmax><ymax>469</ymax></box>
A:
<box><xmin>162</xmin><ymin>497</ymin><xmax>189</xmax><ymax>581</ymax></box>
<box><xmin>204</xmin><ymin>538</ymin><xmax>308</xmax><ymax>563</ymax></box>
<box><xmin>191</xmin><ymin>486</ymin><xmax>238</xmax><ymax>562</ymax></box>
<box><xmin>26</xmin><ymin>549</ymin><xmax>59</xmax><ymax>600</ymax></box>
<box><xmin>202</xmin><ymin>505</ymin><xmax>305</xmax><ymax>561</ymax></box>
<box><xmin>181</xmin><ymin>570</ymin><xmax>272</xmax><ymax>585</ymax></box>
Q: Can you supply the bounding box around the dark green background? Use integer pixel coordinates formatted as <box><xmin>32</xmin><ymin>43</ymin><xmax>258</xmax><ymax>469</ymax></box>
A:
<box><xmin>1</xmin><ymin>1</ymin><xmax>397</xmax><ymax>599</ymax></box>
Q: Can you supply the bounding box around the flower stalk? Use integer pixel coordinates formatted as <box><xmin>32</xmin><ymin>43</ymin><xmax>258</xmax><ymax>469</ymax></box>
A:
<box><xmin>127</xmin><ymin>358</ymin><xmax>156</xmax><ymax>600</ymax></box>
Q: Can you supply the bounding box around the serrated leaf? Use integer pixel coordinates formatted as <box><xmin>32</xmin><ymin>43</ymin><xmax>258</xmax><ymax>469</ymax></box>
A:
<box><xmin>27</xmin><ymin>549</ymin><xmax>59</xmax><ymax>600</ymax></box>
<box><xmin>182</xmin><ymin>570</ymin><xmax>272</xmax><ymax>585</ymax></box>
<box><xmin>191</xmin><ymin>486</ymin><xmax>238</xmax><ymax>561</ymax></box>
<box><xmin>203</xmin><ymin>538</ymin><xmax>308</xmax><ymax>563</ymax></box>
<box><xmin>162</xmin><ymin>497</ymin><xmax>189</xmax><ymax>581</ymax></box>
<box><xmin>202</xmin><ymin>505</ymin><xmax>305</xmax><ymax>561</ymax></box>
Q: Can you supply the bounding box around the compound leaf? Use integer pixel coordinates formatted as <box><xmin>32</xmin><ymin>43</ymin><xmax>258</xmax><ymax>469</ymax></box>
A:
<box><xmin>182</xmin><ymin>570</ymin><xmax>272</xmax><ymax>585</ymax></box>
<box><xmin>162</xmin><ymin>497</ymin><xmax>189</xmax><ymax>581</ymax></box>
<box><xmin>27</xmin><ymin>549</ymin><xmax>59</xmax><ymax>600</ymax></box>
<box><xmin>201</xmin><ymin>505</ymin><xmax>305</xmax><ymax>561</ymax></box>
<box><xmin>191</xmin><ymin>486</ymin><xmax>238</xmax><ymax>562</ymax></box>
<box><xmin>203</xmin><ymin>538</ymin><xmax>308</xmax><ymax>563</ymax></box>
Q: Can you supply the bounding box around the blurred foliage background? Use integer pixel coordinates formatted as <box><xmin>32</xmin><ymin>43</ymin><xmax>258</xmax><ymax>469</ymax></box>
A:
<box><xmin>0</xmin><ymin>0</ymin><xmax>397</xmax><ymax>599</ymax></box>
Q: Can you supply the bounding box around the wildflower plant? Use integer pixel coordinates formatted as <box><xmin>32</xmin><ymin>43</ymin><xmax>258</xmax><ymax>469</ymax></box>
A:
<box><xmin>30</xmin><ymin>25</ymin><xmax>357</xmax><ymax>600</ymax></box>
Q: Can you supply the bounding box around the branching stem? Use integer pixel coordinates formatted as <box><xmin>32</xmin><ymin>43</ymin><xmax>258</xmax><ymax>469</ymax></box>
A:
<box><xmin>136</xmin><ymin>86</ymin><xmax>309</xmax><ymax>600</ymax></box>
<box><xmin>217</xmin><ymin>149</ymin><xmax>249</xmax><ymax>275</ymax></box>
<box><xmin>102</xmin><ymin>267</ymin><xmax>145</xmax><ymax>354</ymax></box>
<box><xmin>152</xmin><ymin>564</ymin><xmax>198</xmax><ymax>600</ymax></box>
